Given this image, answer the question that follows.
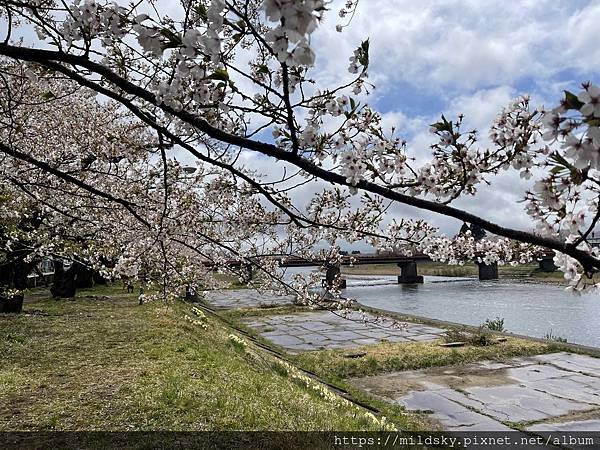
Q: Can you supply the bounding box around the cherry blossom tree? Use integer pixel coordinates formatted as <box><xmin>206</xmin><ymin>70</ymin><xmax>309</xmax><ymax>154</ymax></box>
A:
<box><xmin>0</xmin><ymin>60</ymin><xmax>348</xmax><ymax>312</ymax></box>
<box><xmin>0</xmin><ymin>0</ymin><xmax>599</xmax><ymax>305</ymax></box>
<box><xmin>0</xmin><ymin>61</ymin><xmax>157</xmax><ymax>309</ymax></box>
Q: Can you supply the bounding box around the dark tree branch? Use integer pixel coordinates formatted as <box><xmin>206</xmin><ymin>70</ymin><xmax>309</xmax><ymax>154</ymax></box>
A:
<box><xmin>0</xmin><ymin>44</ymin><xmax>597</xmax><ymax>270</ymax></box>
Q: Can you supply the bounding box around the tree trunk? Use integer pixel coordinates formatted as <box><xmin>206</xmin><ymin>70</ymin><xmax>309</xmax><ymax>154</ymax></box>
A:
<box><xmin>0</xmin><ymin>258</ymin><xmax>31</xmax><ymax>313</ymax></box>
<box><xmin>50</xmin><ymin>260</ymin><xmax>77</xmax><ymax>298</ymax></box>
<box><xmin>74</xmin><ymin>261</ymin><xmax>95</xmax><ymax>289</ymax></box>
<box><xmin>0</xmin><ymin>293</ymin><xmax>24</xmax><ymax>313</ymax></box>
<box><xmin>92</xmin><ymin>271</ymin><xmax>108</xmax><ymax>285</ymax></box>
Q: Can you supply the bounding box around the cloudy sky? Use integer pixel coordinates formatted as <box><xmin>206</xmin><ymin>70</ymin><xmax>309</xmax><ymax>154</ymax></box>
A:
<box><xmin>6</xmin><ymin>0</ymin><xmax>600</xmax><ymax>246</ymax></box>
<box><xmin>241</xmin><ymin>0</ymin><xmax>600</xmax><ymax>245</ymax></box>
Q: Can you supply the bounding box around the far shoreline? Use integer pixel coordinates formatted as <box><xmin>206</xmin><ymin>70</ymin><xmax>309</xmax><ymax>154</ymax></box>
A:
<box><xmin>340</xmin><ymin>261</ymin><xmax>568</xmax><ymax>286</ymax></box>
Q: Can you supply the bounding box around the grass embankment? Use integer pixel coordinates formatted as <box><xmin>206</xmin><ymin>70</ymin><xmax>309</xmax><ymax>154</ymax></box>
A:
<box><xmin>342</xmin><ymin>261</ymin><xmax>566</xmax><ymax>282</ymax></box>
<box><xmin>0</xmin><ymin>286</ymin><xmax>398</xmax><ymax>431</ymax></box>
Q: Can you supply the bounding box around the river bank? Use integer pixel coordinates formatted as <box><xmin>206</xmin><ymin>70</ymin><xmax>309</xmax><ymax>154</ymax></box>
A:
<box><xmin>0</xmin><ymin>286</ymin><xmax>394</xmax><ymax>432</ymax></box>
<box><xmin>220</xmin><ymin>289</ymin><xmax>600</xmax><ymax>433</ymax></box>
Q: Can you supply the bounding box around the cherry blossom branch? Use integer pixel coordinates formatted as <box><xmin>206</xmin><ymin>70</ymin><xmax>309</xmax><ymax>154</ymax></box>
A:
<box><xmin>0</xmin><ymin>141</ymin><xmax>151</xmax><ymax>228</ymax></box>
<box><xmin>0</xmin><ymin>43</ymin><xmax>597</xmax><ymax>271</ymax></box>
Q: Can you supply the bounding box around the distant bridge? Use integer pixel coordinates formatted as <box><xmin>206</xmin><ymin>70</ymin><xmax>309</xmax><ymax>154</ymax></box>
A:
<box><xmin>279</xmin><ymin>252</ymin><xmax>557</xmax><ymax>288</ymax></box>
<box><xmin>281</xmin><ymin>253</ymin><xmax>432</xmax><ymax>267</ymax></box>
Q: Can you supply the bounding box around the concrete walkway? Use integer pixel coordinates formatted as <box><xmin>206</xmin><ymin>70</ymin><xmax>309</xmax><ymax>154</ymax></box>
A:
<box><xmin>352</xmin><ymin>352</ymin><xmax>600</xmax><ymax>432</ymax></box>
<box><xmin>243</xmin><ymin>310</ymin><xmax>445</xmax><ymax>352</ymax></box>
<box><xmin>206</xmin><ymin>288</ymin><xmax>445</xmax><ymax>352</ymax></box>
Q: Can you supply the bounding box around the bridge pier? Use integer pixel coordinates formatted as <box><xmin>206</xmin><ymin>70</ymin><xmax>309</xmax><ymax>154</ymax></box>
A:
<box><xmin>323</xmin><ymin>265</ymin><xmax>346</xmax><ymax>289</ymax></box>
<box><xmin>397</xmin><ymin>260</ymin><xmax>424</xmax><ymax>284</ymax></box>
<box><xmin>538</xmin><ymin>256</ymin><xmax>557</xmax><ymax>272</ymax></box>
<box><xmin>477</xmin><ymin>262</ymin><xmax>498</xmax><ymax>280</ymax></box>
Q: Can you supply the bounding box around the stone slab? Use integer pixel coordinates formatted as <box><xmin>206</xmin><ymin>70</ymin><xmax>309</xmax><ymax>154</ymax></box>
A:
<box><xmin>532</xmin><ymin>352</ymin><xmax>600</xmax><ymax>374</ymax></box>
<box><xmin>459</xmin><ymin>384</ymin><xmax>590</xmax><ymax>423</ymax></box>
<box><xmin>528</xmin><ymin>419</ymin><xmax>600</xmax><ymax>432</ymax></box>
<box><xmin>243</xmin><ymin>310</ymin><xmax>445</xmax><ymax>352</ymax></box>
<box><xmin>400</xmin><ymin>390</ymin><xmax>513</xmax><ymax>431</ymax></box>
<box><xmin>204</xmin><ymin>289</ymin><xmax>296</xmax><ymax>309</ymax></box>
<box><xmin>351</xmin><ymin>352</ymin><xmax>600</xmax><ymax>431</ymax></box>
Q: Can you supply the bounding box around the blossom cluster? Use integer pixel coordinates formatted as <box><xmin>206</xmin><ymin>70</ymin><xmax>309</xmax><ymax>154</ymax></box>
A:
<box><xmin>3</xmin><ymin>0</ymin><xmax>600</xmax><ymax>300</ymax></box>
<box><xmin>263</xmin><ymin>0</ymin><xmax>324</xmax><ymax>66</ymax></box>
<box><xmin>420</xmin><ymin>231</ymin><xmax>537</xmax><ymax>268</ymax></box>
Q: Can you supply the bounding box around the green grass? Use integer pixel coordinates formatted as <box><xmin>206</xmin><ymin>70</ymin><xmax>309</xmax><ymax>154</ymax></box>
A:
<box><xmin>0</xmin><ymin>286</ymin><xmax>399</xmax><ymax>431</ymax></box>
<box><xmin>220</xmin><ymin>304</ymin><xmax>311</xmax><ymax>320</ymax></box>
<box><xmin>342</xmin><ymin>262</ymin><xmax>567</xmax><ymax>282</ymax></box>
<box><xmin>292</xmin><ymin>339</ymin><xmax>555</xmax><ymax>381</ymax></box>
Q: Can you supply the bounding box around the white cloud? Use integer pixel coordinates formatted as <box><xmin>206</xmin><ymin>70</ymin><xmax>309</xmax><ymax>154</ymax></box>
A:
<box><xmin>563</xmin><ymin>2</ymin><xmax>600</xmax><ymax>72</ymax></box>
<box><xmin>7</xmin><ymin>0</ymin><xmax>600</xmax><ymax>246</ymax></box>
<box><xmin>312</xmin><ymin>0</ymin><xmax>598</xmax><ymax>94</ymax></box>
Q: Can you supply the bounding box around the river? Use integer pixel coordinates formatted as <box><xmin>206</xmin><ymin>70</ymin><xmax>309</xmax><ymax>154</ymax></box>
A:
<box><xmin>349</xmin><ymin>275</ymin><xmax>600</xmax><ymax>348</ymax></box>
<box><xmin>283</xmin><ymin>268</ymin><xmax>600</xmax><ymax>348</ymax></box>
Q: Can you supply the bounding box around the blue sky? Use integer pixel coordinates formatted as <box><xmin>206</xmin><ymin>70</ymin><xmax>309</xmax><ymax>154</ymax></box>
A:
<box><xmin>293</xmin><ymin>0</ymin><xmax>600</xmax><ymax>236</ymax></box>
<box><xmin>6</xmin><ymin>0</ymin><xmax>600</xmax><ymax>239</ymax></box>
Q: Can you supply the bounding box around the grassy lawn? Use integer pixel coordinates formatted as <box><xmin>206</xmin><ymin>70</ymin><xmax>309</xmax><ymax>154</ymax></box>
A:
<box><xmin>0</xmin><ymin>285</ymin><xmax>573</xmax><ymax>435</ymax></box>
<box><xmin>292</xmin><ymin>339</ymin><xmax>555</xmax><ymax>380</ymax></box>
<box><xmin>0</xmin><ymin>286</ymin><xmax>404</xmax><ymax>431</ymax></box>
<box><xmin>342</xmin><ymin>261</ymin><xmax>566</xmax><ymax>282</ymax></box>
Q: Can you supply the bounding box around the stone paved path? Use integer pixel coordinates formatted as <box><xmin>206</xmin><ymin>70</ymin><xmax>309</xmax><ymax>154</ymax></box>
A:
<box><xmin>351</xmin><ymin>352</ymin><xmax>600</xmax><ymax>432</ymax></box>
<box><xmin>204</xmin><ymin>289</ymin><xmax>296</xmax><ymax>309</ymax></box>
<box><xmin>243</xmin><ymin>310</ymin><xmax>445</xmax><ymax>353</ymax></box>
<box><xmin>207</xmin><ymin>289</ymin><xmax>600</xmax><ymax>432</ymax></box>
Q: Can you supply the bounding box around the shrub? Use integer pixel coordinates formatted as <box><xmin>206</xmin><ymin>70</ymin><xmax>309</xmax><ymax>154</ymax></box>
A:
<box><xmin>544</xmin><ymin>330</ymin><xmax>567</xmax><ymax>343</ymax></box>
<box><xmin>484</xmin><ymin>317</ymin><xmax>506</xmax><ymax>332</ymax></box>
<box><xmin>468</xmin><ymin>326</ymin><xmax>496</xmax><ymax>347</ymax></box>
<box><xmin>442</xmin><ymin>328</ymin><xmax>470</xmax><ymax>343</ymax></box>
<box><xmin>443</xmin><ymin>326</ymin><xmax>496</xmax><ymax>347</ymax></box>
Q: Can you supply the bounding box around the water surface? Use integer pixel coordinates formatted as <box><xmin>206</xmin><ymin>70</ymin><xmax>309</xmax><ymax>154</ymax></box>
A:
<box><xmin>349</xmin><ymin>276</ymin><xmax>600</xmax><ymax>348</ymax></box>
<box><xmin>280</xmin><ymin>267</ymin><xmax>600</xmax><ymax>347</ymax></box>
